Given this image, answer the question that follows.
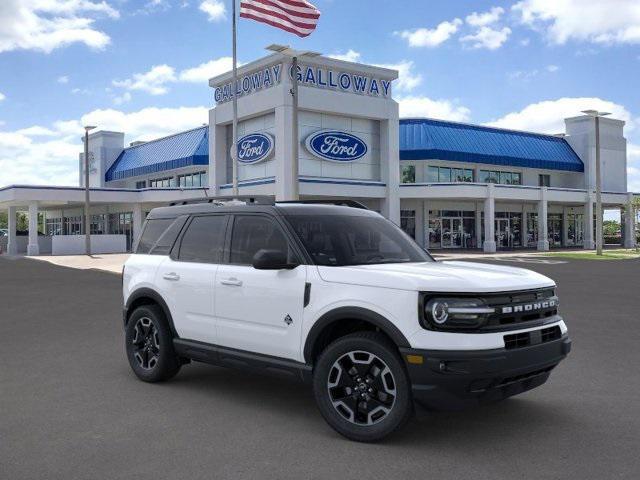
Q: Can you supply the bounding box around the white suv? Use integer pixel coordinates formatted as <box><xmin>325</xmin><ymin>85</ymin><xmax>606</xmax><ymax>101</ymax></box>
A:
<box><xmin>122</xmin><ymin>198</ymin><xmax>571</xmax><ymax>442</ymax></box>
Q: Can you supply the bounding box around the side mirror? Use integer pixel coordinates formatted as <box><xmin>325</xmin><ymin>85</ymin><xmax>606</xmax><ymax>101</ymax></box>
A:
<box><xmin>252</xmin><ymin>249</ymin><xmax>297</xmax><ymax>270</ymax></box>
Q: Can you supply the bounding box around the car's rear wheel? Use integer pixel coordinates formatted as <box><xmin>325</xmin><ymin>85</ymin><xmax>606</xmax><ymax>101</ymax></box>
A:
<box><xmin>125</xmin><ymin>304</ymin><xmax>180</xmax><ymax>382</ymax></box>
<box><xmin>313</xmin><ymin>332</ymin><xmax>413</xmax><ymax>442</ymax></box>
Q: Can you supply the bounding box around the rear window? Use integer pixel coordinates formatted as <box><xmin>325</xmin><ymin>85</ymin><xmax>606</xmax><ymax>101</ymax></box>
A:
<box><xmin>136</xmin><ymin>216</ymin><xmax>186</xmax><ymax>255</ymax></box>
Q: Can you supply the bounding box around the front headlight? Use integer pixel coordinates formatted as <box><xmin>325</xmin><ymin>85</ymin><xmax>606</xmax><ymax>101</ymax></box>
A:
<box><xmin>423</xmin><ymin>297</ymin><xmax>495</xmax><ymax>330</ymax></box>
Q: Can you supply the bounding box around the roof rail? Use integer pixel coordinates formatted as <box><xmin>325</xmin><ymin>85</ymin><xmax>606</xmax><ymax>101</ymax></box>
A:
<box><xmin>169</xmin><ymin>195</ymin><xmax>275</xmax><ymax>207</ymax></box>
<box><xmin>276</xmin><ymin>199</ymin><xmax>370</xmax><ymax>210</ymax></box>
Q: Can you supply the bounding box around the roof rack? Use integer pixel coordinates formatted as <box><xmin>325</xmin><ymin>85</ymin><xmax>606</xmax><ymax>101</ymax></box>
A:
<box><xmin>276</xmin><ymin>199</ymin><xmax>369</xmax><ymax>210</ymax></box>
<box><xmin>169</xmin><ymin>195</ymin><xmax>275</xmax><ymax>207</ymax></box>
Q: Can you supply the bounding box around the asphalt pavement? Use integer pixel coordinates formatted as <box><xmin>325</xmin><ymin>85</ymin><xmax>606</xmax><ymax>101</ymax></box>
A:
<box><xmin>1</xmin><ymin>255</ymin><xmax>639</xmax><ymax>480</ymax></box>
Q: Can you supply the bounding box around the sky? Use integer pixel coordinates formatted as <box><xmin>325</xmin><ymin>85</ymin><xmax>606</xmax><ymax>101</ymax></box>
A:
<box><xmin>0</xmin><ymin>0</ymin><xmax>639</xmax><ymax>195</ymax></box>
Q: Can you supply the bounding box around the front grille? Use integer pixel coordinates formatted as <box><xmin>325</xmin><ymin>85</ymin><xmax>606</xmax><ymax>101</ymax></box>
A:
<box><xmin>504</xmin><ymin>326</ymin><xmax>562</xmax><ymax>350</ymax></box>
<box><xmin>497</xmin><ymin>365</ymin><xmax>556</xmax><ymax>387</ymax></box>
<box><xmin>481</xmin><ymin>288</ymin><xmax>558</xmax><ymax>331</ymax></box>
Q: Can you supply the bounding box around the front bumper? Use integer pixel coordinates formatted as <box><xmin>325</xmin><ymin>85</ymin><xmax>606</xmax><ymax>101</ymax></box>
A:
<box><xmin>400</xmin><ymin>334</ymin><xmax>571</xmax><ymax>410</ymax></box>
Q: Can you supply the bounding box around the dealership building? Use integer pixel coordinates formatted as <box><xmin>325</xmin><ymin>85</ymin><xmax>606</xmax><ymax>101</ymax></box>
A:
<box><xmin>0</xmin><ymin>52</ymin><xmax>637</xmax><ymax>255</ymax></box>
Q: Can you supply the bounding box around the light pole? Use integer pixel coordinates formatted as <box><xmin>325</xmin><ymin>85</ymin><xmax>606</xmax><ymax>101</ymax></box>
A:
<box><xmin>83</xmin><ymin>125</ymin><xmax>96</xmax><ymax>255</ymax></box>
<box><xmin>266</xmin><ymin>44</ymin><xmax>320</xmax><ymax>201</ymax></box>
<box><xmin>581</xmin><ymin>110</ymin><xmax>610</xmax><ymax>256</ymax></box>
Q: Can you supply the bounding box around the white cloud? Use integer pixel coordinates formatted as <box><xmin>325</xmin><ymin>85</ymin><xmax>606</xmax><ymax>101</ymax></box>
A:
<box><xmin>373</xmin><ymin>60</ymin><xmax>422</xmax><ymax>93</ymax></box>
<box><xmin>461</xmin><ymin>26</ymin><xmax>511</xmax><ymax>50</ymax></box>
<box><xmin>0</xmin><ymin>106</ymin><xmax>209</xmax><ymax>187</ymax></box>
<box><xmin>113</xmin><ymin>91</ymin><xmax>132</xmax><ymax>105</ymax></box>
<box><xmin>179</xmin><ymin>57</ymin><xmax>234</xmax><ymax>82</ymax></box>
<box><xmin>0</xmin><ymin>92</ymin><xmax>5</xmax><ymax>102</ymax></box>
<box><xmin>486</xmin><ymin>97</ymin><xmax>635</xmax><ymax>134</ymax></box>
<box><xmin>113</xmin><ymin>65</ymin><xmax>177</xmax><ymax>95</ymax></box>
<box><xmin>546</xmin><ymin>64</ymin><xmax>560</xmax><ymax>72</ymax></box>
<box><xmin>513</xmin><ymin>0</ymin><xmax>640</xmax><ymax>45</ymax></box>
<box><xmin>57</xmin><ymin>75</ymin><xmax>70</xmax><ymax>84</ymax></box>
<box><xmin>0</xmin><ymin>0</ymin><xmax>119</xmax><ymax>54</ymax></box>
<box><xmin>199</xmin><ymin>0</ymin><xmax>226</xmax><ymax>22</ymax></box>
<box><xmin>520</xmin><ymin>38</ymin><xmax>531</xmax><ymax>46</ymax></box>
<box><xmin>398</xmin><ymin>96</ymin><xmax>471</xmax><ymax>122</ymax></box>
<box><xmin>396</xmin><ymin>19</ymin><xmax>462</xmax><ymax>48</ymax></box>
<box><xmin>466</xmin><ymin>7</ymin><xmax>504</xmax><ymax>27</ymax></box>
<box><xmin>328</xmin><ymin>50</ymin><xmax>362</xmax><ymax>63</ymax></box>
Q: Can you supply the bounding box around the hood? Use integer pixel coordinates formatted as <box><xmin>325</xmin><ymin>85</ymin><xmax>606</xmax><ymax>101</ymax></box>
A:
<box><xmin>316</xmin><ymin>260</ymin><xmax>555</xmax><ymax>293</ymax></box>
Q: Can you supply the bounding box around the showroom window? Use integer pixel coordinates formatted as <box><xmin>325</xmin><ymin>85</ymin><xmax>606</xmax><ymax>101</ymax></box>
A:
<box><xmin>400</xmin><ymin>210</ymin><xmax>416</xmax><ymax>239</ymax></box>
<box><xmin>178</xmin><ymin>171</ymin><xmax>208</xmax><ymax>188</ymax></box>
<box><xmin>427</xmin><ymin>166</ymin><xmax>473</xmax><ymax>183</ymax></box>
<box><xmin>479</xmin><ymin>170</ymin><xmax>522</xmax><ymax>185</ymax></box>
<box><xmin>401</xmin><ymin>165</ymin><xmax>416</xmax><ymax>184</ymax></box>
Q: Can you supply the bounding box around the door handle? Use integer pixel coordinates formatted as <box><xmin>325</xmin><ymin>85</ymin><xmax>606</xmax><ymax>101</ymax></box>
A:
<box><xmin>163</xmin><ymin>272</ymin><xmax>180</xmax><ymax>281</ymax></box>
<box><xmin>220</xmin><ymin>277</ymin><xmax>243</xmax><ymax>287</ymax></box>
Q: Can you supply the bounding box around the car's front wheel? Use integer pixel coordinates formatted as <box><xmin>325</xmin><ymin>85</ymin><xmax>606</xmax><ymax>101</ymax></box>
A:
<box><xmin>125</xmin><ymin>304</ymin><xmax>180</xmax><ymax>382</ymax></box>
<box><xmin>313</xmin><ymin>332</ymin><xmax>413</xmax><ymax>442</ymax></box>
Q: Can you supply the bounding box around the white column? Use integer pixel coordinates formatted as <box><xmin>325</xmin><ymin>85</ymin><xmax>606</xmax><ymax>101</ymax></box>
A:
<box><xmin>27</xmin><ymin>203</ymin><xmax>40</xmax><ymax>256</ymax></box>
<box><xmin>380</xmin><ymin>118</ymin><xmax>401</xmax><ymax>225</ymax></box>
<box><xmin>422</xmin><ymin>200</ymin><xmax>429</xmax><ymax>249</ymax></box>
<box><xmin>537</xmin><ymin>187</ymin><xmax>550</xmax><ymax>251</ymax></box>
<box><xmin>274</xmin><ymin>104</ymin><xmax>295</xmax><ymax>201</ymax></box>
<box><xmin>584</xmin><ymin>195</ymin><xmax>595</xmax><ymax>249</ymax></box>
<box><xmin>475</xmin><ymin>202</ymin><xmax>483</xmax><ymax>250</ymax></box>
<box><xmin>624</xmin><ymin>193</ymin><xmax>636</xmax><ymax>248</ymax></box>
<box><xmin>7</xmin><ymin>206</ymin><xmax>18</xmax><ymax>255</ymax></box>
<box><xmin>132</xmin><ymin>204</ymin><xmax>144</xmax><ymax>250</ymax></box>
<box><xmin>562</xmin><ymin>207</ymin><xmax>570</xmax><ymax>247</ymax></box>
<box><xmin>483</xmin><ymin>185</ymin><xmax>496</xmax><ymax>253</ymax></box>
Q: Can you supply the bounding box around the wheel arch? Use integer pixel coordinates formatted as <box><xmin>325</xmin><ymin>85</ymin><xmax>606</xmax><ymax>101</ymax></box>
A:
<box><xmin>125</xmin><ymin>288</ymin><xmax>178</xmax><ymax>338</ymax></box>
<box><xmin>303</xmin><ymin>307</ymin><xmax>410</xmax><ymax>364</ymax></box>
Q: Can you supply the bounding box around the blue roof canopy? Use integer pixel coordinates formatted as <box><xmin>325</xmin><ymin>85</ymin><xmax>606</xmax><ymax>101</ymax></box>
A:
<box><xmin>399</xmin><ymin>118</ymin><xmax>584</xmax><ymax>172</ymax></box>
<box><xmin>105</xmin><ymin>126</ymin><xmax>209</xmax><ymax>182</ymax></box>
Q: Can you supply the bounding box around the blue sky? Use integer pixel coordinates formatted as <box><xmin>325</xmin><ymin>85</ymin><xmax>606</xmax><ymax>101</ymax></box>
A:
<box><xmin>0</xmin><ymin>0</ymin><xmax>639</xmax><ymax>194</ymax></box>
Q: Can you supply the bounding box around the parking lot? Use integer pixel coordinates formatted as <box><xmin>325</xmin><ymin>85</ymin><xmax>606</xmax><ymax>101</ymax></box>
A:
<box><xmin>1</xmin><ymin>255</ymin><xmax>639</xmax><ymax>480</ymax></box>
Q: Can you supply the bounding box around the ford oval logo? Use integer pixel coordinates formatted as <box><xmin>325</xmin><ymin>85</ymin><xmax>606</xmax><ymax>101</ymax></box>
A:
<box><xmin>305</xmin><ymin>131</ymin><xmax>368</xmax><ymax>162</ymax></box>
<box><xmin>234</xmin><ymin>133</ymin><xmax>274</xmax><ymax>164</ymax></box>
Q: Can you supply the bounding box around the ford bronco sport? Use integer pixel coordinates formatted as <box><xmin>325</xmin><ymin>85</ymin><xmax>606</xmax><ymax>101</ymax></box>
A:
<box><xmin>122</xmin><ymin>197</ymin><xmax>571</xmax><ymax>442</ymax></box>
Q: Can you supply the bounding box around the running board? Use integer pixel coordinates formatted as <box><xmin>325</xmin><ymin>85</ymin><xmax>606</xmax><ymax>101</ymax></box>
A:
<box><xmin>173</xmin><ymin>339</ymin><xmax>312</xmax><ymax>383</ymax></box>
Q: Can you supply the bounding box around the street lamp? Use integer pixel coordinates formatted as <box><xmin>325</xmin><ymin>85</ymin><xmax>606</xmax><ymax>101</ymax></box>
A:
<box><xmin>266</xmin><ymin>44</ymin><xmax>321</xmax><ymax>201</ymax></box>
<box><xmin>83</xmin><ymin>125</ymin><xmax>97</xmax><ymax>255</ymax></box>
<box><xmin>581</xmin><ymin>110</ymin><xmax>610</xmax><ymax>255</ymax></box>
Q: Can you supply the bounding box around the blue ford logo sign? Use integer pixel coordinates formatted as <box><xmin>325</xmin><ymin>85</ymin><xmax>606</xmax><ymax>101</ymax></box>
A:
<box><xmin>234</xmin><ymin>133</ymin><xmax>274</xmax><ymax>164</ymax></box>
<box><xmin>305</xmin><ymin>131</ymin><xmax>368</xmax><ymax>162</ymax></box>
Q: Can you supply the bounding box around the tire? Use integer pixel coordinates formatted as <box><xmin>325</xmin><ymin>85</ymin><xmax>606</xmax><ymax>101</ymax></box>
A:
<box><xmin>313</xmin><ymin>332</ymin><xmax>413</xmax><ymax>442</ymax></box>
<box><xmin>125</xmin><ymin>304</ymin><xmax>181</xmax><ymax>383</ymax></box>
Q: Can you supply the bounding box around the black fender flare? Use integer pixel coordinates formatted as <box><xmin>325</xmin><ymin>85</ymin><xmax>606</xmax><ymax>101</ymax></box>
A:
<box><xmin>124</xmin><ymin>288</ymin><xmax>179</xmax><ymax>338</ymax></box>
<box><xmin>303</xmin><ymin>307</ymin><xmax>410</xmax><ymax>363</ymax></box>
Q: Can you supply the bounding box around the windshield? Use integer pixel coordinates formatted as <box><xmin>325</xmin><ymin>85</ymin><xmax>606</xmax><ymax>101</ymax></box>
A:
<box><xmin>285</xmin><ymin>214</ymin><xmax>433</xmax><ymax>266</ymax></box>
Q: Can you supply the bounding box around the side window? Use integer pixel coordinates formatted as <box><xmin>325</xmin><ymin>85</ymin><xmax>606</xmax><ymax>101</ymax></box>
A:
<box><xmin>136</xmin><ymin>218</ymin><xmax>174</xmax><ymax>254</ymax></box>
<box><xmin>178</xmin><ymin>215</ymin><xmax>227</xmax><ymax>263</ymax></box>
<box><xmin>150</xmin><ymin>216</ymin><xmax>187</xmax><ymax>255</ymax></box>
<box><xmin>230</xmin><ymin>216</ymin><xmax>290</xmax><ymax>265</ymax></box>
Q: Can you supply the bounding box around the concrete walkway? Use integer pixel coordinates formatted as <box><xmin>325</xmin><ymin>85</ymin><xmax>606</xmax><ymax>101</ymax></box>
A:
<box><xmin>27</xmin><ymin>253</ymin><xmax>130</xmax><ymax>274</ymax></box>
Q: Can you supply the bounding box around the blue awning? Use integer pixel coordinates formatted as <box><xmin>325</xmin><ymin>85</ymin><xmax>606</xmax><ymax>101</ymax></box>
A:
<box><xmin>399</xmin><ymin>118</ymin><xmax>584</xmax><ymax>172</ymax></box>
<box><xmin>105</xmin><ymin>126</ymin><xmax>209</xmax><ymax>182</ymax></box>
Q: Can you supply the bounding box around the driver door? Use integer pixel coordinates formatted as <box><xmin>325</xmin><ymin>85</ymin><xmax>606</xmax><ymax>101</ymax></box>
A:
<box><xmin>214</xmin><ymin>214</ymin><xmax>307</xmax><ymax>361</ymax></box>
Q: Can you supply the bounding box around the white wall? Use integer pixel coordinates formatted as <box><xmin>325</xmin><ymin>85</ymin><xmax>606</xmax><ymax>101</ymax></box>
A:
<box><xmin>80</xmin><ymin>131</ymin><xmax>125</xmax><ymax>188</ymax></box>
<box><xmin>52</xmin><ymin>234</ymin><xmax>127</xmax><ymax>255</ymax></box>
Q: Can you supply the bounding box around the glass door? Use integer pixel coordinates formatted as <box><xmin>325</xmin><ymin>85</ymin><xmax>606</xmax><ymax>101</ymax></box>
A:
<box><xmin>442</xmin><ymin>218</ymin><xmax>463</xmax><ymax>248</ymax></box>
<box><xmin>495</xmin><ymin>218</ymin><xmax>513</xmax><ymax>249</ymax></box>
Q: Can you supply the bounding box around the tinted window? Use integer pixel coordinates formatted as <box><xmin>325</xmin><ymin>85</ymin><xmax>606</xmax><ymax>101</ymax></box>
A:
<box><xmin>151</xmin><ymin>216</ymin><xmax>187</xmax><ymax>255</ymax></box>
<box><xmin>178</xmin><ymin>215</ymin><xmax>227</xmax><ymax>263</ymax></box>
<box><xmin>136</xmin><ymin>218</ymin><xmax>174</xmax><ymax>254</ymax></box>
<box><xmin>285</xmin><ymin>214</ymin><xmax>432</xmax><ymax>266</ymax></box>
<box><xmin>230</xmin><ymin>216</ymin><xmax>290</xmax><ymax>265</ymax></box>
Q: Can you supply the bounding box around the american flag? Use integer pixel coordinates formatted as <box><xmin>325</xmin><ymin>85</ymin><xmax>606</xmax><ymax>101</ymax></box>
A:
<box><xmin>240</xmin><ymin>0</ymin><xmax>321</xmax><ymax>38</ymax></box>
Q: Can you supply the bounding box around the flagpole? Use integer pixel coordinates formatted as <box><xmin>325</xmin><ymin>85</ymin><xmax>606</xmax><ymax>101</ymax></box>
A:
<box><xmin>231</xmin><ymin>0</ymin><xmax>239</xmax><ymax>196</ymax></box>
<box><xmin>291</xmin><ymin>55</ymin><xmax>300</xmax><ymax>201</ymax></box>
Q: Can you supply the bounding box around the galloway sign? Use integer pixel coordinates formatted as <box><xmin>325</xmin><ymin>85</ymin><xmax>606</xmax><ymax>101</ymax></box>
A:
<box><xmin>292</xmin><ymin>64</ymin><xmax>392</xmax><ymax>99</ymax></box>
<box><xmin>234</xmin><ymin>133</ymin><xmax>275</xmax><ymax>164</ymax></box>
<box><xmin>305</xmin><ymin>131</ymin><xmax>368</xmax><ymax>163</ymax></box>
<box><xmin>214</xmin><ymin>64</ymin><xmax>282</xmax><ymax>104</ymax></box>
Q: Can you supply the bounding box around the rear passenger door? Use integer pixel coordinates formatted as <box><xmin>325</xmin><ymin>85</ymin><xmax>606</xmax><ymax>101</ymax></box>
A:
<box><xmin>214</xmin><ymin>214</ymin><xmax>307</xmax><ymax>361</ymax></box>
<box><xmin>157</xmin><ymin>214</ymin><xmax>228</xmax><ymax>345</ymax></box>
